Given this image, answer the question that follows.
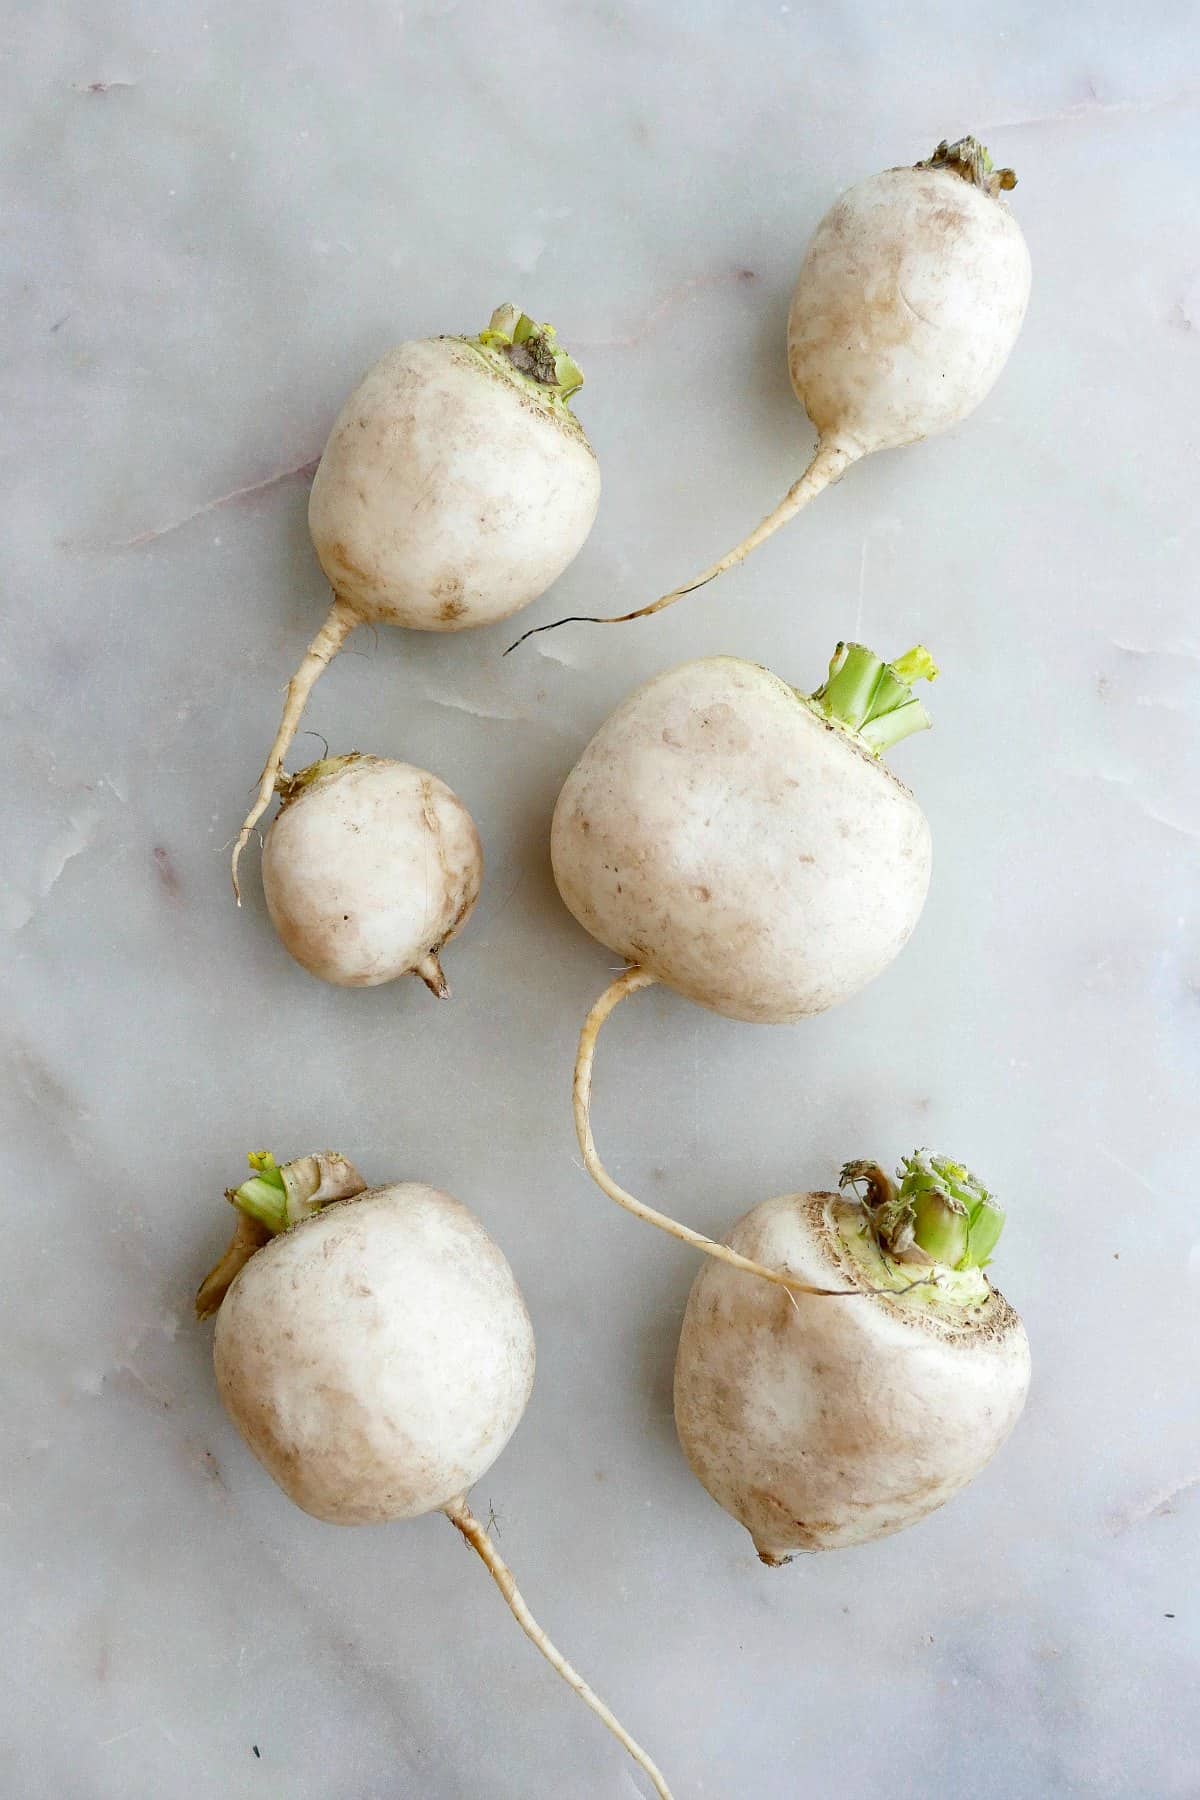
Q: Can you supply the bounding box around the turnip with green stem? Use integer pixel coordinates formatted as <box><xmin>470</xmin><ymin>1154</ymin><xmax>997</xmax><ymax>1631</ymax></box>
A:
<box><xmin>198</xmin><ymin>1151</ymin><xmax>673</xmax><ymax>1799</ymax></box>
<box><xmin>507</xmin><ymin>137</ymin><xmax>1028</xmax><ymax>652</ymax></box>
<box><xmin>259</xmin><ymin>753</ymin><xmax>483</xmax><ymax>997</ymax></box>
<box><xmin>674</xmin><ymin>1154</ymin><xmax>1030</xmax><ymax>1562</ymax></box>
<box><xmin>231</xmin><ymin>305</ymin><xmax>598</xmax><ymax>898</ymax></box>
<box><xmin>557</xmin><ymin>640</ymin><xmax>936</xmax><ymax>1288</ymax></box>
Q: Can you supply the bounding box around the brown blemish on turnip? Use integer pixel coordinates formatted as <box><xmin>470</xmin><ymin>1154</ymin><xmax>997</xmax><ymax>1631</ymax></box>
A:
<box><xmin>433</xmin><ymin>575</ymin><xmax>468</xmax><ymax>622</ymax></box>
<box><xmin>329</xmin><ymin>540</ymin><xmax>371</xmax><ymax>586</ymax></box>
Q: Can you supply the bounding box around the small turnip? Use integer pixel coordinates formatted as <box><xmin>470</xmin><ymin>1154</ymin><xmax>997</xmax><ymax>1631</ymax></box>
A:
<box><xmin>674</xmin><ymin>1155</ymin><xmax>1030</xmax><ymax>1562</ymax></box>
<box><xmin>232</xmin><ymin>305</ymin><xmax>599</xmax><ymax>897</ymax></box>
<box><xmin>260</xmin><ymin>754</ymin><xmax>483</xmax><ymax>996</ymax></box>
<box><xmin>561</xmin><ymin>642</ymin><xmax>942</xmax><ymax>1294</ymax></box>
<box><xmin>509</xmin><ymin>137</ymin><xmax>1027</xmax><ymax>648</ymax></box>
<box><xmin>198</xmin><ymin>1152</ymin><xmax>672</xmax><ymax>1798</ymax></box>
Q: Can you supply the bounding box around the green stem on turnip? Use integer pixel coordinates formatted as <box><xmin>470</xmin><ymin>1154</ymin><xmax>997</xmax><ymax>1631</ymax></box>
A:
<box><xmin>468</xmin><ymin>304</ymin><xmax>585</xmax><ymax>407</ymax></box>
<box><xmin>838</xmin><ymin>1151</ymin><xmax>1007</xmax><ymax>1305</ymax></box>
<box><xmin>806</xmin><ymin>641</ymin><xmax>938</xmax><ymax>755</ymax></box>
<box><xmin>196</xmin><ymin>1151</ymin><xmax>367</xmax><ymax>1319</ymax></box>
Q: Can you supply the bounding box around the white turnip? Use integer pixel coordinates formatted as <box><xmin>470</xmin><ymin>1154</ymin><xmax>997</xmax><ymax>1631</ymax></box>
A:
<box><xmin>232</xmin><ymin>305</ymin><xmax>599</xmax><ymax>896</ymax></box>
<box><xmin>509</xmin><ymin>137</ymin><xmax>1028</xmax><ymax>649</ymax></box>
<box><xmin>554</xmin><ymin>647</ymin><xmax>933</xmax><ymax>1026</ymax></box>
<box><xmin>674</xmin><ymin>1155</ymin><xmax>1030</xmax><ymax>1562</ymax></box>
<box><xmin>260</xmin><ymin>754</ymin><xmax>483</xmax><ymax>996</ymax></box>
<box><xmin>559</xmin><ymin>643</ymin><xmax>940</xmax><ymax>1293</ymax></box>
<box><xmin>198</xmin><ymin>1152</ymin><xmax>672</xmax><ymax>1798</ymax></box>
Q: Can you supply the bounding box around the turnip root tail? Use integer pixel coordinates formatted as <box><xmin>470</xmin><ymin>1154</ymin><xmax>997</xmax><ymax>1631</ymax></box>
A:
<box><xmin>573</xmin><ymin>968</ymin><xmax>858</xmax><ymax>1298</ymax></box>
<box><xmin>443</xmin><ymin>1496</ymin><xmax>674</xmax><ymax>1799</ymax></box>
<box><xmin>415</xmin><ymin>952</ymin><xmax>449</xmax><ymax>999</ymax></box>
<box><xmin>231</xmin><ymin>596</ymin><xmax>361</xmax><ymax>902</ymax></box>
<box><xmin>505</xmin><ymin>438</ymin><xmax>857</xmax><ymax>652</ymax></box>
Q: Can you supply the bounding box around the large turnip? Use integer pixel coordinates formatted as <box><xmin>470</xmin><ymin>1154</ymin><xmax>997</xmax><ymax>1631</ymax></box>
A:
<box><xmin>555</xmin><ymin>646</ymin><xmax>934</xmax><ymax>1025</ymax></box>
<box><xmin>674</xmin><ymin>1154</ymin><xmax>1030</xmax><ymax>1562</ymax></box>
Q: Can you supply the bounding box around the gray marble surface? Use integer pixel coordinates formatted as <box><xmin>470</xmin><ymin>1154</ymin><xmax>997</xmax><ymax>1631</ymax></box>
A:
<box><xmin>3</xmin><ymin>4</ymin><xmax>1198</xmax><ymax>1796</ymax></box>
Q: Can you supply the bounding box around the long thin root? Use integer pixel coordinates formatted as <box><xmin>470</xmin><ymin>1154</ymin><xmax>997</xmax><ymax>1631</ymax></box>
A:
<box><xmin>231</xmin><ymin>596</ymin><xmax>360</xmax><ymax>902</ymax></box>
<box><xmin>505</xmin><ymin>437</ymin><xmax>857</xmax><ymax>653</ymax></box>
<box><xmin>444</xmin><ymin>1497</ymin><xmax>673</xmax><ymax>1798</ymax></box>
<box><xmin>573</xmin><ymin>967</ymin><xmax>858</xmax><ymax>1297</ymax></box>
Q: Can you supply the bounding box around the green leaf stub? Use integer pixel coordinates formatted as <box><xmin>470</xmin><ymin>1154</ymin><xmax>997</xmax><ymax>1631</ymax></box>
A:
<box><xmin>808</xmin><ymin>641</ymin><xmax>938</xmax><ymax>757</ymax></box>
<box><xmin>896</xmin><ymin>1151</ymin><xmax>1006</xmax><ymax>1270</ymax></box>
<box><xmin>232</xmin><ymin>1151</ymin><xmax>291</xmax><ymax>1233</ymax></box>
<box><xmin>841</xmin><ymin>1148</ymin><xmax>1006</xmax><ymax>1276</ymax></box>
<box><xmin>228</xmin><ymin>1150</ymin><xmax>366</xmax><ymax>1237</ymax></box>
<box><xmin>470</xmin><ymin>304</ymin><xmax>584</xmax><ymax>406</ymax></box>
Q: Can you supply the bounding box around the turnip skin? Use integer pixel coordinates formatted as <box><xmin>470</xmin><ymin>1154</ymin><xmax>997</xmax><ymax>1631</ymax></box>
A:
<box><xmin>214</xmin><ymin>1184</ymin><xmax>534</xmax><ymax>1524</ymax></box>
<box><xmin>787</xmin><ymin>151</ymin><xmax>1030</xmax><ymax>461</ymax></box>
<box><xmin>231</xmin><ymin>306</ymin><xmax>597</xmax><ymax>900</ymax></box>
<box><xmin>673</xmin><ymin>1189</ymin><xmax>1031</xmax><ymax>1564</ymax></box>
<box><xmin>201</xmin><ymin>1156</ymin><xmax>673</xmax><ymax>1797</ymax></box>
<box><xmin>552</xmin><ymin>656</ymin><xmax>931</xmax><ymax>1025</ymax></box>
<box><xmin>260</xmin><ymin>755</ymin><xmax>483</xmax><ymax>995</ymax></box>
<box><xmin>309</xmin><ymin>338</ymin><xmax>599</xmax><ymax>633</ymax></box>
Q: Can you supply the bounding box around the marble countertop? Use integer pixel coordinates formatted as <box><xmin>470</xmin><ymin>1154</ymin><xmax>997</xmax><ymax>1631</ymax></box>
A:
<box><xmin>4</xmin><ymin>4</ymin><xmax>1198</xmax><ymax>1796</ymax></box>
